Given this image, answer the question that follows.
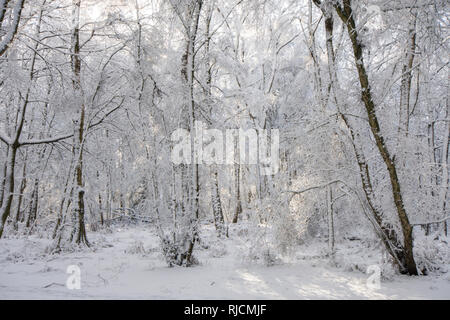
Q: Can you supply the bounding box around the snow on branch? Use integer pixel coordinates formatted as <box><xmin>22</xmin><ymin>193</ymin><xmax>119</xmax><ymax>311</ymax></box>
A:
<box><xmin>0</xmin><ymin>130</ymin><xmax>12</xmax><ymax>145</ymax></box>
<box><xmin>0</xmin><ymin>0</ymin><xmax>25</xmax><ymax>57</ymax></box>
<box><xmin>284</xmin><ymin>180</ymin><xmax>343</xmax><ymax>195</ymax></box>
<box><xmin>412</xmin><ymin>216</ymin><xmax>450</xmax><ymax>226</ymax></box>
<box><xmin>18</xmin><ymin>133</ymin><xmax>73</xmax><ymax>146</ymax></box>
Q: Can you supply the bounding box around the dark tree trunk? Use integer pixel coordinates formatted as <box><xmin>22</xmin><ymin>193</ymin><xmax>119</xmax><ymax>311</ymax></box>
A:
<box><xmin>332</xmin><ymin>0</ymin><xmax>418</xmax><ymax>275</ymax></box>
<box><xmin>70</xmin><ymin>0</ymin><xmax>88</xmax><ymax>246</ymax></box>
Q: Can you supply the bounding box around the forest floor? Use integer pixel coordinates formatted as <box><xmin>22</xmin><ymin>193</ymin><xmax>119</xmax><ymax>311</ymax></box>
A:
<box><xmin>0</xmin><ymin>223</ymin><xmax>449</xmax><ymax>299</ymax></box>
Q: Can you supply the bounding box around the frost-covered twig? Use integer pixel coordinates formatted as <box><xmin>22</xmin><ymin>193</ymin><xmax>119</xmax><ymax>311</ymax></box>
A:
<box><xmin>411</xmin><ymin>216</ymin><xmax>450</xmax><ymax>226</ymax></box>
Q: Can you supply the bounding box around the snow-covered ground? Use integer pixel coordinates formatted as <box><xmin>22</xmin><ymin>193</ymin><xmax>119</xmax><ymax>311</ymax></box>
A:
<box><xmin>1</xmin><ymin>224</ymin><xmax>449</xmax><ymax>300</ymax></box>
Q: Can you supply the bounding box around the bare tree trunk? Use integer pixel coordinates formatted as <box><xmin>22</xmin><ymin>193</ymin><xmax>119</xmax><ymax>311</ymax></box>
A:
<box><xmin>211</xmin><ymin>167</ymin><xmax>226</xmax><ymax>235</ymax></box>
<box><xmin>427</xmin><ymin>120</ymin><xmax>437</xmax><ymax>235</ymax></box>
<box><xmin>332</xmin><ymin>0</ymin><xmax>417</xmax><ymax>275</ymax></box>
<box><xmin>97</xmin><ymin>171</ymin><xmax>104</xmax><ymax>226</ymax></box>
<box><xmin>0</xmin><ymin>0</ymin><xmax>25</xmax><ymax>57</ymax></box>
<box><xmin>204</xmin><ymin>1</ymin><xmax>226</xmax><ymax>236</ymax></box>
<box><xmin>0</xmin><ymin>146</ymin><xmax>9</xmax><ymax>208</ymax></box>
<box><xmin>232</xmin><ymin>131</ymin><xmax>242</xmax><ymax>223</ymax></box>
<box><xmin>398</xmin><ymin>10</ymin><xmax>417</xmax><ymax>137</ymax></box>
<box><xmin>13</xmin><ymin>157</ymin><xmax>27</xmax><ymax>230</ymax></box>
<box><xmin>0</xmin><ymin>0</ymin><xmax>12</xmax><ymax>26</ymax></box>
<box><xmin>233</xmin><ymin>163</ymin><xmax>242</xmax><ymax>224</ymax></box>
<box><xmin>439</xmin><ymin>93</ymin><xmax>449</xmax><ymax>236</ymax></box>
<box><xmin>312</xmin><ymin>0</ymin><xmax>416</xmax><ymax>273</ymax></box>
<box><xmin>171</xmin><ymin>0</ymin><xmax>203</xmax><ymax>266</ymax></box>
<box><xmin>0</xmin><ymin>0</ymin><xmax>41</xmax><ymax>238</ymax></box>
<box><xmin>25</xmin><ymin>178</ymin><xmax>38</xmax><ymax>229</ymax></box>
<box><xmin>70</xmin><ymin>0</ymin><xmax>88</xmax><ymax>246</ymax></box>
<box><xmin>52</xmin><ymin>151</ymin><xmax>75</xmax><ymax>239</ymax></box>
<box><xmin>327</xmin><ymin>185</ymin><xmax>334</xmax><ymax>255</ymax></box>
<box><xmin>184</xmin><ymin>0</ymin><xmax>203</xmax><ymax>266</ymax></box>
<box><xmin>0</xmin><ymin>144</ymin><xmax>17</xmax><ymax>237</ymax></box>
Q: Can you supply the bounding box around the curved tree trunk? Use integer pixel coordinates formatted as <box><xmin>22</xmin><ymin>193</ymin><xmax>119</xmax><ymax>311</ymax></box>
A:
<box><xmin>314</xmin><ymin>2</ymin><xmax>406</xmax><ymax>270</ymax></box>
<box><xmin>0</xmin><ymin>0</ymin><xmax>25</xmax><ymax>57</ymax></box>
<box><xmin>332</xmin><ymin>0</ymin><xmax>418</xmax><ymax>275</ymax></box>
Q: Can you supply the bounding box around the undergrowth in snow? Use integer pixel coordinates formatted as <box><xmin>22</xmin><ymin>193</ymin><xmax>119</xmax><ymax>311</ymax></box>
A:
<box><xmin>0</xmin><ymin>222</ymin><xmax>449</xmax><ymax>299</ymax></box>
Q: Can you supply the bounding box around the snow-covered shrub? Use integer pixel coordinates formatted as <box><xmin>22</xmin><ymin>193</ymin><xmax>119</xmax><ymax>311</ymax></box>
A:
<box><xmin>246</xmin><ymin>246</ymin><xmax>281</xmax><ymax>266</ymax></box>
<box><xmin>207</xmin><ymin>238</ymin><xmax>227</xmax><ymax>258</ymax></box>
<box><xmin>238</xmin><ymin>223</ymin><xmax>282</xmax><ymax>267</ymax></box>
<box><xmin>240</xmin><ymin>240</ymin><xmax>280</xmax><ymax>266</ymax></box>
<box><xmin>5</xmin><ymin>251</ymin><xmax>26</xmax><ymax>263</ymax></box>
<box><xmin>99</xmin><ymin>225</ymin><xmax>113</xmax><ymax>234</ymax></box>
<box><xmin>247</xmin><ymin>192</ymin><xmax>300</xmax><ymax>258</ymax></box>
<box><xmin>159</xmin><ymin>234</ymin><xmax>199</xmax><ymax>267</ymax></box>
<box><xmin>379</xmin><ymin>261</ymin><xmax>396</xmax><ymax>281</ymax></box>
<box><xmin>273</xmin><ymin>211</ymin><xmax>301</xmax><ymax>256</ymax></box>
<box><xmin>210</xmin><ymin>245</ymin><xmax>227</xmax><ymax>258</ymax></box>
<box><xmin>235</xmin><ymin>223</ymin><xmax>250</xmax><ymax>237</ymax></box>
<box><xmin>332</xmin><ymin>239</ymin><xmax>396</xmax><ymax>280</ymax></box>
<box><xmin>413</xmin><ymin>230</ymin><xmax>449</xmax><ymax>274</ymax></box>
<box><xmin>124</xmin><ymin>240</ymin><xmax>147</xmax><ymax>255</ymax></box>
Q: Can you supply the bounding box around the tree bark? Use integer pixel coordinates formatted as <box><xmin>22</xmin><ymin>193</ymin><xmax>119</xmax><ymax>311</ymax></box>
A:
<box><xmin>70</xmin><ymin>0</ymin><xmax>88</xmax><ymax>246</ymax></box>
<box><xmin>333</xmin><ymin>0</ymin><xmax>417</xmax><ymax>275</ymax></box>
<box><xmin>0</xmin><ymin>0</ymin><xmax>25</xmax><ymax>57</ymax></box>
<box><xmin>13</xmin><ymin>158</ymin><xmax>27</xmax><ymax>230</ymax></box>
<box><xmin>318</xmin><ymin>5</ymin><xmax>406</xmax><ymax>269</ymax></box>
<box><xmin>327</xmin><ymin>185</ymin><xmax>334</xmax><ymax>255</ymax></box>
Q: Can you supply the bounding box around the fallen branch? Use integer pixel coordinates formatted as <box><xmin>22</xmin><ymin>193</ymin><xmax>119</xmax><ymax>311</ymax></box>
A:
<box><xmin>284</xmin><ymin>180</ymin><xmax>343</xmax><ymax>195</ymax></box>
<box><xmin>43</xmin><ymin>282</ymin><xmax>65</xmax><ymax>288</ymax></box>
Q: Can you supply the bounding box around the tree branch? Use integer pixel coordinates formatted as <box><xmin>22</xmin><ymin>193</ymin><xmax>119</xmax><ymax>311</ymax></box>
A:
<box><xmin>412</xmin><ymin>216</ymin><xmax>450</xmax><ymax>226</ymax></box>
<box><xmin>0</xmin><ymin>130</ymin><xmax>12</xmax><ymax>145</ymax></box>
